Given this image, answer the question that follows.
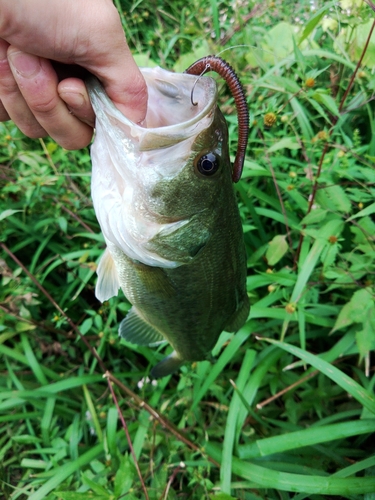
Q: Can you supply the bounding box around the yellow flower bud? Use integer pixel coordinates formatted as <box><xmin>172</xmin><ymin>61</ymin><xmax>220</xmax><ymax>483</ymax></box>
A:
<box><xmin>264</xmin><ymin>112</ymin><xmax>277</xmax><ymax>128</ymax></box>
<box><xmin>305</xmin><ymin>77</ymin><xmax>315</xmax><ymax>88</ymax></box>
<box><xmin>285</xmin><ymin>303</ymin><xmax>296</xmax><ymax>314</ymax></box>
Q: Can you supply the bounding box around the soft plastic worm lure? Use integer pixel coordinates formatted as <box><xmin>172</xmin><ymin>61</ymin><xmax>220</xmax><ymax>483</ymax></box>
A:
<box><xmin>185</xmin><ymin>56</ymin><xmax>249</xmax><ymax>183</ymax></box>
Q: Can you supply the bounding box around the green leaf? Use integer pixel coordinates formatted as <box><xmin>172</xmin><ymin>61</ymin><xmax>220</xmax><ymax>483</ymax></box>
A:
<box><xmin>207</xmin><ymin>442</ymin><xmax>375</xmax><ymax>494</ymax></box>
<box><xmin>238</xmin><ymin>419</ymin><xmax>375</xmax><ymax>458</ymax></box>
<box><xmin>114</xmin><ymin>454</ymin><xmax>135</xmax><ymax>497</ymax></box>
<box><xmin>266</xmin><ymin>235</ymin><xmax>288</xmax><ymax>266</ymax></box>
<box><xmin>321</xmin><ymin>241</ymin><xmax>339</xmax><ymax>270</ymax></box>
<box><xmin>54</xmin><ymin>494</ymin><xmax>107</xmax><ymax>500</ymax></box>
<box><xmin>347</xmin><ymin>201</ymin><xmax>375</xmax><ymax>221</ymax></box>
<box><xmin>261</xmin><ymin>338</ymin><xmax>375</xmax><ymax>415</ymax></box>
<box><xmin>268</xmin><ymin>137</ymin><xmax>301</xmax><ymax>153</ymax></box>
<box><xmin>0</xmin><ymin>209</ymin><xmax>23</xmax><ymax>221</ymax></box>
<box><xmin>292</xmin><ymin>219</ymin><xmax>343</xmax><ymax>303</ymax></box>
<box><xmin>221</xmin><ymin>350</ymin><xmax>256</xmax><ymax>493</ymax></box>
<box><xmin>12</xmin><ymin>435</ymin><xmax>42</xmax><ymax>444</ymax></box>
<box><xmin>293</xmin><ymin>35</ymin><xmax>306</xmax><ymax>73</ymax></box>
<box><xmin>300</xmin><ymin>208</ymin><xmax>328</xmax><ymax>225</ymax></box>
<box><xmin>338</xmin><ymin>19</ymin><xmax>375</xmax><ymax>68</ymax></box>
<box><xmin>290</xmin><ymin>97</ymin><xmax>314</xmax><ymax>139</ymax></box>
<box><xmin>210</xmin><ymin>494</ymin><xmax>237</xmax><ymax>500</ymax></box>
<box><xmin>80</xmin><ymin>318</ymin><xmax>93</xmax><ymax>335</ymax></box>
<box><xmin>81</xmin><ymin>474</ymin><xmax>110</xmax><ymax>497</ymax></box>
<box><xmin>191</xmin><ymin>324</ymin><xmax>252</xmax><ymax>410</ymax></box>
<box><xmin>315</xmin><ymin>185</ymin><xmax>352</xmax><ymax>213</ymax></box>
<box><xmin>333</xmin><ymin>288</ymin><xmax>374</xmax><ymax>332</ymax></box>
<box><xmin>356</xmin><ymin>305</ymin><xmax>375</xmax><ymax>360</ymax></box>
<box><xmin>311</xmin><ymin>91</ymin><xmax>340</xmax><ymax>116</ymax></box>
<box><xmin>57</xmin><ymin>216</ymin><xmax>68</xmax><ymax>233</ymax></box>
<box><xmin>299</xmin><ymin>1</ymin><xmax>337</xmax><ymax>43</ymax></box>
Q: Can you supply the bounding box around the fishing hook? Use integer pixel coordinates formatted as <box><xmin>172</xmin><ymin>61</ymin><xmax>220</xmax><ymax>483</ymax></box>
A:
<box><xmin>190</xmin><ymin>64</ymin><xmax>210</xmax><ymax>106</ymax></box>
<box><xmin>185</xmin><ymin>56</ymin><xmax>249</xmax><ymax>183</ymax></box>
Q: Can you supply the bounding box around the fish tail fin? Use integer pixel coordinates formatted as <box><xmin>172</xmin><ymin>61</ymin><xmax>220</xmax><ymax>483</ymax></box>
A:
<box><xmin>150</xmin><ymin>351</ymin><xmax>184</xmax><ymax>378</ymax></box>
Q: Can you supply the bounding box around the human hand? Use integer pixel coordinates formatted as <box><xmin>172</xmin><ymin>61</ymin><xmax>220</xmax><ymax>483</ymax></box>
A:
<box><xmin>0</xmin><ymin>0</ymin><xmax>147</xmax><ymax>149</ymax></box>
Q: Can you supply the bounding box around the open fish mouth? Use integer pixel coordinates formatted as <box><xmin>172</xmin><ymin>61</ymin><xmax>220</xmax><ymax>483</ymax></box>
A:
<box><xmin>87</xmin><ymin>67</ymin><xmax>218</xmax><ymax>152</ymax></box>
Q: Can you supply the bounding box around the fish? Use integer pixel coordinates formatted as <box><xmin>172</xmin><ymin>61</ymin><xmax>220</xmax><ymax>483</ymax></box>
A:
<box><xmin>86</xmin><ymin>60</ymin><xmax>249</xmax><ymax>378</ymax></box>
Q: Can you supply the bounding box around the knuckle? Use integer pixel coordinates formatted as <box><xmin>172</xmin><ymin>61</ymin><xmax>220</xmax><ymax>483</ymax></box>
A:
<box><xmin>0</xmin><ymin>71</ymin><xmax>19</xmax><ymax>96</ymax></box>
<box><xmin>30</xmin><ymin>95</ymin><xmax>59</xmax><ymax>115</ymax></box>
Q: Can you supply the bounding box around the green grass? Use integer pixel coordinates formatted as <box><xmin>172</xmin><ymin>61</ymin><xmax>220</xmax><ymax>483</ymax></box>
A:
<box><xmin>1</xmin><ymin>0</ymin><xmax>375</xmax><ymax>498</ymax></box>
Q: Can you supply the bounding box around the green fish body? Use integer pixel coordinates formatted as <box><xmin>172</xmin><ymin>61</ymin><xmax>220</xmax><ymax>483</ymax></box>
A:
<box><xmin>87</xmin><ymin>67</ymin><xmax>249</xmax><ymax>377</ymax></box>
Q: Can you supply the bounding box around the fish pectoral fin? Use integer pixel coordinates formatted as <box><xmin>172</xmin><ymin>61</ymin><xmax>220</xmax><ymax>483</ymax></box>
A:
<box><xmin>150</xmin><ymin>351</ymin><xmax>184</xmax><ymax>378</ymax></box>
<box><xmin>224</xmin><ymin>295</ymin><xmax>250</xmax><ymax>333</ymax></box>
<box><xmin>119</xmin><ymin>307</ymin><xmax>165</xmax><ymax>346</ymax></box>
<box><xmin>95</xmin><ymin>247</ymin><xmax>120</xmax><ymax>302</ymax></box>
<box><xmin>147</xmin><ymin>216</ymin><xmax>211</xmax><ymax>263</ymax></box>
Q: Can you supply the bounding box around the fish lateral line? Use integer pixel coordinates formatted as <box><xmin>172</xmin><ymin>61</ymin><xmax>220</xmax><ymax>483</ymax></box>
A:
<box><xmin>184</xmin><ymin>55</ymin><xmax>249</xmax><ymax>183</ymax></box>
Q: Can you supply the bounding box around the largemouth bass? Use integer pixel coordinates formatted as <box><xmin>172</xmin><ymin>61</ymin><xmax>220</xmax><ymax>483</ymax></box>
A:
<box><xmin>87</xmin><ymin>62</ymin><xmax>249</xmax><ymax>378</ymax></box>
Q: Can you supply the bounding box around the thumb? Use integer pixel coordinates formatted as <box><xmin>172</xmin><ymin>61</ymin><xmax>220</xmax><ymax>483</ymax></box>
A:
<box><xmin>89</xmin><ymin>44</ymin><xmax>148</xmax><ymax>125</ymax></box>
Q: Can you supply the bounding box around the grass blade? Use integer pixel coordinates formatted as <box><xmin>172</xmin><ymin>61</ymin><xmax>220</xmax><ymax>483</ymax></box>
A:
<box><xmin>206</xmin><ymin>442</ymin><xmax>375</xmax><ymax>494</ymax></box>
<box><xmin>238</xmin><ymin>420</ymin><xmax>375</xmax><ymax>458</ymax></box>
<box><xmin>221</xmin><ymin>349</ymin><xmax>257</xmax><ymax>493</ymax></box>
<box><xmin>262</xmin><ymin>338</ymin><xmax>375</xmax><ymax>414</ymax></box>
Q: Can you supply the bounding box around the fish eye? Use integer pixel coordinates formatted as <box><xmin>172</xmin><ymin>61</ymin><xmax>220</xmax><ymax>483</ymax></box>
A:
<box><xmin>195</xmin><ymin>152</ymin><xmax>220</xmax><ymax>177</ymax></box>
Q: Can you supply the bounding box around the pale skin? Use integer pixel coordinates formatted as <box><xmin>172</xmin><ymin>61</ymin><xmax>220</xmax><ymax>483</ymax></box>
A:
<box><xmin>0</xmin><ymin>0</ymin><xmax>148</xmax><ymax>149</ymax></box>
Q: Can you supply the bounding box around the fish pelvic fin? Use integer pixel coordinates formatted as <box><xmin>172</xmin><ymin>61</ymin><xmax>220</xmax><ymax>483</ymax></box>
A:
<box><xmin>96</xmin><ymin>247</ymin><xmax>120</xmax><ymax>302</ymax></box>
<box><xmin>150</xmin><ymin>351</ymin><xmax>184</xmax><ymax>378</ymax></box>
<box><xmin>119</xmin><ymin>307</ymin><xmax>165</xmax><ymax>346</ymax></box>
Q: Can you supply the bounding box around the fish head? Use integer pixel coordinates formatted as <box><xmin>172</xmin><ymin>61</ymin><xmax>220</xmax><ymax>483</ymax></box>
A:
<box><xmin>144</xmin><ymin>106</ymin><xmax>231</xmax><ymax>220</ymax></box>
<box><xmin>87</xmin><ymin>67</ymin><xmax>233</xmax><ymax>267</ymax></box>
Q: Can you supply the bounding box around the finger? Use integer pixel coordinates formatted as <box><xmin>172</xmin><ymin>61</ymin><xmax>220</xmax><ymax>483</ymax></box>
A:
<box><xmin>57</xmin><ymin>78</ymin><xmax>95</xmax><ymax>128</ymax></box>
<box><xmin>0</xmin><ymin>40</ymin><xmax>11</xmax><ymax>121</ymax></box>
<box><xmin>7</xmin><ymin>47</ymin><xmax>93</xmax><ymax>149</ymax></box>
<box><xmin>0</xmin><ymin>100</ymin><xmax>10</xmax><ymax>121</ymax></box>
<box><xmin>0</xmin><ymin>38</ymin><xmax>46</xmax><ymax>136</ymax></box>
<box><xmin>81</xmin><ymin>7</ymin><xmax>148</xmax><ymax>125</ymax></box>
<box><xmin>99</xmin><ymin>60</ymin><xmax>148</xmax><ymax>126</ymax></box>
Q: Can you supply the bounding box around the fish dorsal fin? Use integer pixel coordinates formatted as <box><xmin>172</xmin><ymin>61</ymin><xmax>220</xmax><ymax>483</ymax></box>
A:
<box><xmin>119</xmin><ymin>307</ymin><xmax>165</xmax><ymax>346</ymax></box>
<box><xmin>95</xmin><ymin>247</ymin><xmax>120</xmax><ymax>302</ymax></box>
<box><xmin>150</xmin><ymin>351</ymin><xmax>184</xmax><ymax>378</ymax></box>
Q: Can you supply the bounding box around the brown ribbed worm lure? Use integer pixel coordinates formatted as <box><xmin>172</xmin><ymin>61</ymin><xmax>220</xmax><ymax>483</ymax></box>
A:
<box><xmin>185</xmin><ymin>56</ymin><xmax>249</xmax><ymax>183</ymax></box>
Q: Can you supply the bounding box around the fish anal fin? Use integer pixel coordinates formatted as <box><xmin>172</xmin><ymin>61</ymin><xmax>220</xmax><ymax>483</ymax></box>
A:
<box><xmin>150</xmin><ymin>351</ymin><xmax>184</xmax><ymax>378</ymax></box>
<box><xmin>225</xmin><ymin>295</ymin><xmax>250</xmax><ymax>333</ymax></box>
<box><xmin>119</xmin><ymin>307</ymin><xmax>165</xmax><ymax>346</ymax></box>
<box><xmin>95</xmin><ymin>247</ymin><xmax>120</xmax><ymax>302</ymax></box>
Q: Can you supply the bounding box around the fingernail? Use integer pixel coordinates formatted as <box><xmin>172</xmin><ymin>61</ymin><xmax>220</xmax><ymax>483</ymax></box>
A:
<box><xmin>59</xmin><ymin>91</ymin><xmax>85</xmax><ymax>109</ymax></box>
<box><xmin>8</xmin><ymin>51</ymin><xmax>41</xmax><ymax>78</ymax></box>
